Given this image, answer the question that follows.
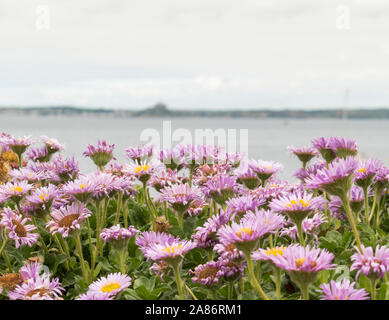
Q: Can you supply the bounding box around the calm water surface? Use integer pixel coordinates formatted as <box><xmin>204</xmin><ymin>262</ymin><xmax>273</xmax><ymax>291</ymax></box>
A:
<box><xmin>1</xmin><ymin>115</ymin><xmax>388</xmax><ymax>180</ymax></box>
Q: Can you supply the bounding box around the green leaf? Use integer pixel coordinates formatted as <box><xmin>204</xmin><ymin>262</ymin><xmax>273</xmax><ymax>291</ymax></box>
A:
<box><xmin>128</xmin><ymin>257</ymin><xmax>142</xmax><ymax>272</ymax></box>
<box><xmin>135</xmin><ymin>285</ymin><xmax>151</xmax><ymax>299</ymax></box>
<box><xmin>377</xmin><ymin>281</ymin><xmax>389</xmax><ymax>300</ymax></box>
<box><xmin>317</xmin><ymin>270</ymin><xmax>331</xmax><ymax>284</ymax></box>
<box><xmin>62</xmin><ymin>272</ymin><xmax>78</xmax><ymax>287</ymax></box>
<box><xmin>319</xmin><ymin>237</ymin><xmax>339</xmax><ymax>252</ymax></box>
<box><xmin>94</xmin><ymin>262</ymin><xmax>102</xmax><ymax>278</ymax></box>
<box><xmin>358</xmin><ymin>275</ymin><xmax>371</xmax><ymax>292</ymax></box>
<box><xmin>122</xmin><ymin>288</ymin><xmax>141</xmax><ymax>300</ymax></box>
<box><xmin>134</xmin><ymin>276</ymin><xmax>155</xmax><ymax>292</ymax></box>
<box><xmin>52</xmin><ymin>253</ymin><xmax>68</xmax><ymax>274</ymax></box>
<box><xmin>332</xmin><ymin>265</ymin><xmax>350</xmax><ymax>281</ymax></box>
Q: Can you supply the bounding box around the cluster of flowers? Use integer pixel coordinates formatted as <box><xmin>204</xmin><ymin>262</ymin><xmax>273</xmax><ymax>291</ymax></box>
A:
<box><xmin>0</xmin><ymin>133</ymin><xmax>388</xmax><ymax>300</ymax></box>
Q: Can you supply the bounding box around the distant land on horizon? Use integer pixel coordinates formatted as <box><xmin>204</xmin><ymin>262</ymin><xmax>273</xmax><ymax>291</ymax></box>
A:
<box><xmin>2</xmin><ymin>103</ymin><xmax>389</xmax><ymax>119</ymax></box>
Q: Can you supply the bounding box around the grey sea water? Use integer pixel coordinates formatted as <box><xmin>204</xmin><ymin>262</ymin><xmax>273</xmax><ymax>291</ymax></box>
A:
<box><xmin>1</xmin><ymin>115</ymin><xmax>388</xmax><ymax>180</ymax></box>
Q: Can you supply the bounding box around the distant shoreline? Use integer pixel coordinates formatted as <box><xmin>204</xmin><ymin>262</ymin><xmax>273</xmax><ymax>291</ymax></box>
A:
<box><xmin>2</xmin><ymin>104</ymin><xmax>389</xmax><ymax>119</ymax></box>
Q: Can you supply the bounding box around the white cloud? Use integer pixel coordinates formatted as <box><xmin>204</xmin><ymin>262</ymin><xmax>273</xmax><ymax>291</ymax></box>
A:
<box><xmin>0</xmin><ymin>0</ymin><xmax>389</xmax><ymax>109</ymax></box>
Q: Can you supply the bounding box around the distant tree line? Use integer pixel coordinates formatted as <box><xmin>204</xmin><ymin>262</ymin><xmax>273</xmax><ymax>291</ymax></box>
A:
<box><xmin>1</xmin><ymin>103</ymin><xmax>389</xmax><ymax>119</ymax></box>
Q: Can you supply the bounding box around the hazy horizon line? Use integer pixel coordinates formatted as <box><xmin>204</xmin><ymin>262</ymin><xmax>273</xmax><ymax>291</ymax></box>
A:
<box><xmin>2</xmin><ymin>105</ymin><xmax>389</xmax><ymax>112</ymax></box>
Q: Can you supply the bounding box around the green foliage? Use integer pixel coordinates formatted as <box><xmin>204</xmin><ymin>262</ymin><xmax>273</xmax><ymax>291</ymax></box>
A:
<box><xmin>319</xmin><ymin>229</ymin><xmax>354</xmax><ymax>264</ymax></box>
<box><xmin>1</xmin><ymin>186</ymin><xmax>389</xmax><ymax>301</ymax></box>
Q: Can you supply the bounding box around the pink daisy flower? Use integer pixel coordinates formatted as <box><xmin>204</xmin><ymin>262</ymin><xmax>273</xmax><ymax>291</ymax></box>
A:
<box><xmin>248</xmin><ymin>159</ymin><xmax>284</xmax><ymax>185</ymax></box>
<box><xmin>83</xmin><ymin>140</ymin><xmax>115</xmax><ymax>169</ymax></box>
<box><xmin>0</xmin><ymin>207</ymin><xmax>38</xmax><ymax>248</ymax></box>
<box><xmin>143</xmin><ymin>238</ymin><xmax>196</xmax><ymax>264</ymax></box>
<box><xmin>8</xmin><ymin>274</ymin><xmax>64</xmax><ymax>300</ymax></box>
<box><xmin>287</xmin><ymin>146</ymin><xmax>318</xmax><ymax>167</ymax></box>
<box><xmin>271</xmin><ymin>244</ymin><xmax>335</xmax><ymax>299</ymax></box>
<box><xmin>46</xmin><ymin>202</ymin><xmax>92</xmax><ymax>237</ymax></box>
<box><xmin>40</xmin><ymin>136</ymin><xmax>64</xmax><ymax>154</ymax></box>
<box><xmin>319</xmin><ymin>279</ymin><xmax>369</xmax><ymax>300</ymax></box>
<box><xmin>0</xmin><ymin>180</ymin><xmax>33</xmax><ymax>204</ymax></box>
<box><xmin>77</xmin><ymin>291</ymin><xmax>113</xmax><ymax>300</ymax></box>
<box><xmin>88</xmin><ymin>273</ymin><xmax>131</xmax><ymax>297</ymax></box>
<box><xmin>350</xmin><ymin>245</ymin><xmax>389</xmax><ymax>280</ymax></box>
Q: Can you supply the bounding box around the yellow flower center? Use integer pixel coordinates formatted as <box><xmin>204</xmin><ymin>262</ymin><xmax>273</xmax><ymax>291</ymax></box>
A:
<box><xmin>39</xmin><ymin>193</ymin><xmax>49</xmax><ymax>201</ymax></box>
<box><xmin>10</xmin><ymin>186</ymin><xmax>23</xmax><ymax>193</ymax></box>
<box><xmin>101</xmin><ymin>282</ymin><xmax>121</xmax><ymax>293</ymax></box>
<box><xmin>236</xmin><ymin>227</ymin><xmax>254</xmax><ymax>238</ymax></box>
<box><xmin>295</xmin><ymin>257</ymin><xmax>306</xmax><ymax>268</ymax></box>
<box><xmin>163</xmin><ymin>244</ymin><xmax>182</xmax><ymax>254</ymax></box>
<box><xmin>134</xmin><ymin>164</ymin><xmax>149</xmax><ymax>174</ymax></box>
<box><xmin>265</xmin><ymin>247</ymin><xmax>285</xmax><ymax>256</ymax></box>
<box><xmin>357</xmin><ymin>168</ymin><xmax>367</xmax><ymax>174</ymax></box>
<box><xmin>286</xmin><ymin>199</ymin><xmax>310</xmax><ymax>208</ymax></box>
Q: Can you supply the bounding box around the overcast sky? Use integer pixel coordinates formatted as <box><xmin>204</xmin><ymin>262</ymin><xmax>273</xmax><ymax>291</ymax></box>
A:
<box><xmin>1</xmin><ymin>0</ymin><xmax>389</xmax><ymax>110</ymax></box>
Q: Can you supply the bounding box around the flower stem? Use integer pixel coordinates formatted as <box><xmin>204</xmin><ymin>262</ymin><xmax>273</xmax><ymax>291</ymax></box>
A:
<box><xmin>213</xmin><ymin>200</ymin><xmax>218</xmax><ymax>216</ymax></box>
<box><xmin>3</xmin><ymin>250</ymin><xmax>12</xmax><ymax>272</ymax></box>
<box><xmin>207</xmin><ymin>249</ymin><xmax>214</xmax><ymax>261</ymax></box>
<box><xmin>363</xmin><ymin>186</ymin><xmax>369</xmax><ymax>225</ymax></box>
<box><xmin>0</xmin><ymin>237</ymin><xmax>9</xmax><ymax>257</ymax></box>
<box><xmin>340</xmin><ymin>193</ymin><xmax>362</xmax><ymax>251</ymax></box>
<box><xmin>373</xmin><ymin>192</ymin><xmax>384</xmax><ymax>230</ymax></box>
<box><xmin>147</xmin><ymin>188</ymin><xmax>158</xmax><ymax>216</ymax></box>
<box><xmin>240</xmin><ymin>277</ymin><xmax>245</xmax><ymax>294</ymax></box>
<box><xmin>370</xmin><ymin>279</ymin><xmax>377</xmax><ymax>300</ymax></box>
<box><xmin>368</xmin><ymin>187</ymin><xmax>379</xmax><ymax>224</ymax></box>
<box><xmin>31</xmin><ymin>216</ymin><xmax>49</xmax><ymax>255</ymax></box>
<box><xmin>118</xmin><ymin>248</ymin><xmax>127</xmax><ymax>274</ymax></box>
<box><xmin>245</xmin><ymin>253</ymin><xmax>270</xmax><ymax>300</ymax></box>
<box><xmin>75</xmin><ymin>231</ymin><xmax>88</xmax><ymax>283</ymax></box>
<box><xmin>189</xmin><ymin>166</ymin><xmax>194</xmax><ymax>187</ymax></box>
<box><xmin>299</xmin><ymin>283</ymin><xmax>310</xmax><ymax>300</ymax></box>
<box><xmin>101</xmin><ymin>198</ymin><xmax>109</xmax><ymax>229</ymax></box>
<box><xmin>269</xmin><ymin>234</ymin><xmax>273</xmax><ymax>248</ymax></box>
<box><xmin>228</xmin><ymin>282</ymin><xmax>233</xmax><ymax>299</ymax></box>
<box><xmin>163</xmin><ymin>201</ymin><xmax>168</xmax><ymax>220</ymax></box>
<box><xmin>374</xmin><ymin>199</ymin><xmax>382</xmax><ymax>230</ymax></box>
<box><xmin>172</xmin><ymin>263</ymin><xmax>184</xmax><ymax>300</ymax></box>
<box><xmin>59</xmin><ymin>234</ymin><xmax>71</xmax><ymax>258</ymax></box>
<box><xmin>100</xmin><ymin>198</ymin><xmax>109</xmax><ymax>256</ymax></box>
<box><xmin>53</xmin><ymin>233</ymin><xmax>70</xmax><ymax>271</ymax></box>
<box><xmin>296</xmin><ymin>222</ymin><xmax>306</xmax><ymax>246</ymax></box>
<box><xmin>123</xmin><ymin>199</ymin><xmax>129</xmax><ymax>228</ymax></box>
<box><xmin>323</xmin><ymin>192</ymin><xmax>330</xmax><ymax>227</ymax></box>
<box><xmin>114</xmin><ymin>192</ymin><xmax>123</xmax><ymax>225</ymax></box>
<box><xmin>177</xmin><ymin>211</ymin><xmax>184</xmax><ymax>231</ymax></box>
<box><xmin>95</xmin><ymin>200</ymin><xmax>101</xmax><ymax>256</ymax></box>
<box><xmin>185</xmin><ymin>284</ymin><xmax>198</xmax><ymax>300</ymax></box>
<box><xmin>143</xmin><ymin>184</ymin><xmax>156</xmax><ymax>230</ymax></box>
<box><xmin>18</xmin><ymin>153</ymin><xmax>23</xmax><ymax>168</ymax></box>
<box><xmin>274</xmin><ymin>267</ymin><xmax>281</xmax><ymax>300</ymax></box>
<box><xmin>86</xmin><ymin>219</ymin><xmax>95</xmax><ymax>269</ymax></box>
